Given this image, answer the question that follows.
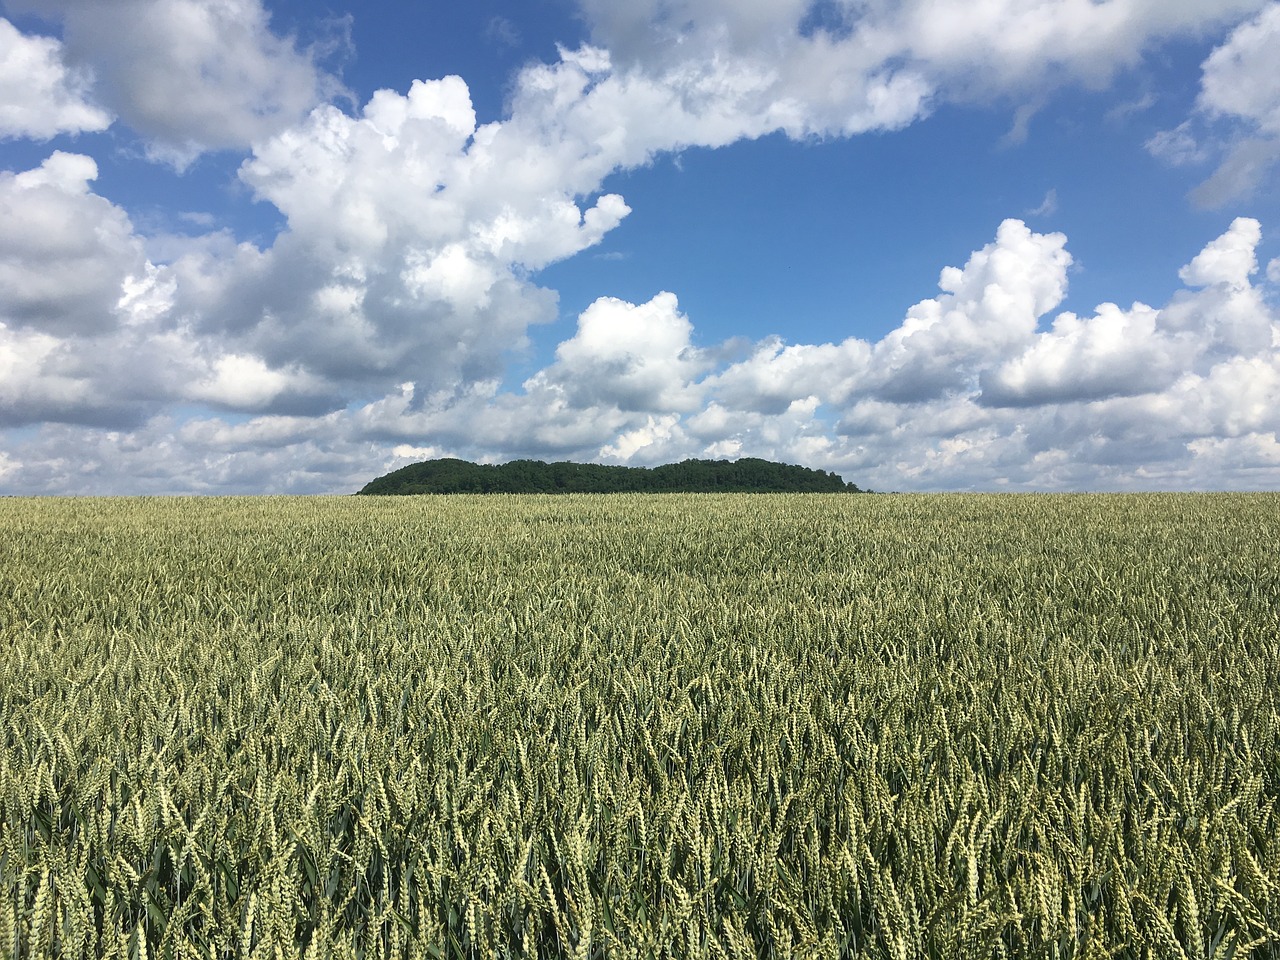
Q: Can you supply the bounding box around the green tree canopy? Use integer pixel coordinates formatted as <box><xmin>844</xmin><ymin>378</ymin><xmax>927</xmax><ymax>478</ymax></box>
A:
<box><xmin>357</xmin><ymin>458</ymin><xmax>866</xmax><ymax>495</ymax></box>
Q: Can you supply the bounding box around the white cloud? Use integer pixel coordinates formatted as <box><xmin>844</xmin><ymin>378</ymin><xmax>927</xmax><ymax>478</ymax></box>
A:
<box><xmin>600</xmin><ymin>414</ymin><xmax>682</xmax><ymax>461</ymax></box>
<box><xmin>1147</xmin><ymin>2</ymin><xmax>1280</xmax><ymax>205</ymax></box>
<box><xmin>0</xmin><ymin>17</ymin><xmax>110</xmax><ymax>140</ymax></box>
<box><xmin>3</xmin><ymin>4</ymin><xmax>1280</xmax><ymax>493</ymax></box>
<box><xmin>0</xmin><ymin>153</ymin><xmax>347</xmax><ymax>428</ymax></box>
<box><xmin>0</xmin><ymin>152</ymin><xmax>144</xmax><ymax>335</ymax></box>
<box><xmin>574</xmin><ymin>0</ymin><xmax>1269</xmax><ymax>145</ymax></box>
<box><xmin>0</xmin><ymin>63</ymin><xmax>637</xmax><ymax>435</ymax></box>
<box><xmin>6</xmin><ymin>216</ymin><xmax>1275</xmax><ymax>494</ymax></box>
<box><xmin>7</xmin><ymin>0</ymin><xmax>331</xmax><ymax>162</ymax></box>
<box><xmin>1188</xmin><ymin>432</ymin><xmax>1280</xmax><ymax>473</ymax></box>
<box><xmin>1105</xmin><ymin>92</ymin><xmax>1155</xmax><ymax>124</ymax></box>
<box><xmin>1145</xmin><ymin>122</ymin><xmax>1209</xmax><ymax>167</ymax></box>
<box><xmin>199</xmin><ymin>73</ymin><xmax>635</xmax><ymax>398</ymax></box>
<box><xmin>1199</xmin><ymin>2</ymin><xmax>1280</xmax><ymax>136</ymax></box>
<box><xmin>188</xmin><ymin>354</ymin><xmax>324</xmax><ymax>410</ymax></box>
<box><xmin>981</xmin><ymin>218</ymin><xmax>1274</xmax><ymax>409</ymax></box>
<box><xmin>863</xmin><ymin>219</ymin><xmax>1072</xmax><ymax>401</ymax></box>
<box><xmin>526</xmin><ymin>293</ymin><xmax>707</xmax><ymax>413</ymax></box>
<box><xmin>563</xmin><ymin>0</ymin><xmax>1280</xmax><ymax>214</ymax></box>
<box><xmin>0</xmin><ymin>324</ymin><xmax>76</xmax><ymax>424</ymax></box>
<box><xmin>979</xmin><ymin>302</ymin><xmax>1189</xmax><ymax>406</ymax></box>
<box><xmin>391</xmin><ymin>442</ymin><xmax>440</xmax><ymax>462</ymax></box>
<box><xmin>707</xmin><ymin>338</ymin><xmax>871</xmax><ymax>414</ymax></box>
<box><xmin>701</xmin><ymin>219</ymin><xmax>1073</xmax><ymax>414</ymax></box>
<box><xmin>1027</xmin><ymin>188</ymin><xmax>1058</xmax><ymax>217</ymax></box>
<box><xmin>1179</xmin><ymin>216</ymin><xmax>1260</xmax><ymax>288</ymax></box>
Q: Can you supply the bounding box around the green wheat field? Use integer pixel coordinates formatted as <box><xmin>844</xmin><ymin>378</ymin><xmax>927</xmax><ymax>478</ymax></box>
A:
<box><xmin>2</xmin><ymin>493</ymin><xmax>1278</xmax><ymax>959</ymax></box>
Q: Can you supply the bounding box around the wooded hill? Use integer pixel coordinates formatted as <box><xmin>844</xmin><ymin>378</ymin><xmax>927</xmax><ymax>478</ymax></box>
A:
<box><xmin>358</xmin><ymin>457</ymin><xmax>866</xmax><ymax>494</ymax></box>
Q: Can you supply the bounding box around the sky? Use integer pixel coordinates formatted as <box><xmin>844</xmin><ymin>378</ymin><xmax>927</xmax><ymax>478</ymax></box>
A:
<box><xmin>1</xmin><ymin>0</ymin><xmax>1279</xmax><ymax>494</ymax></box>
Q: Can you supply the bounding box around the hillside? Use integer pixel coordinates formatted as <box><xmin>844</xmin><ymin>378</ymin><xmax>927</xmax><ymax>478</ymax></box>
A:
<box><xmin>357</xmin><ymin>457</ymin><xmax>865</xmax><ymax>494</ymax></box>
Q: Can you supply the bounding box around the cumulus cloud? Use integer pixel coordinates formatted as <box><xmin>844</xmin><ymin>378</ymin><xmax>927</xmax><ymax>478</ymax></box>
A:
<box><xmin>562</xmin><ymin>0</ymin><xmax>1280</xmax><ymax>211</ymax></box>
<box><xmin>6</xmin><ymin>0</ymin><xmax>332</xmax><ymax>162</ymax></box>
<box><xmin>0</xmin><ymin>152</ymin><xmax>143</xmax><ymax>335</ymax></box>
<box><xmin>188</xmin><ymin>354</ymin><xmax>328</xmax><ymax>412</ymax></box>
<box><xmin>525</xmin><ymin>293</ymin><xmax>707</xmax><ymax>413</ymax></box>
<box><xmin>208</xmin><ymin>74</ymin><xmax>632</xmax><ymax>394</ymax></box>
<box><xmin>0</xmin><ymin>59</ymin><xmax>648</xmax><ymax>428</ymax></box>
<box><xmin>865</xmin><ymin>220</ymin><xmax>1073</xmax><ymax>401</ymax></box>
<box><xmin>0</xmin><ymin>152</ymin><xmax>346</xmax><ymax>428</ymax></box>
<box><xmin>1147</xmin><ymin>2</ymin><xmax>1280</xmax><ymax>205</ymax></box>
<box><xmin>2</xmin><ymin>3</ymin><xmax>1279</xmax><ymax>493</ymax></box>
<box><xmin>979</xmin><ymin>302</ymin><xmax>1188</xmax><ymax>406</ymax></box>
<box><xmin>1199</xmin><ymin>3</ymin><xmax>1280</xmax><ymax>136</ymax></box>
<box><xmin>701</xmin><ymin>219</ymin><xmax>1074</xmax><ymax>415</ymax></box>
<box><xmin>977</xmin><ymin>218</ymin><xmax>1273</xmax><ymax>408</ymax></box>
<box><xmin>1</xmin><ymin>57</ymin><xmax>650</xmax><ymax>433</ymax></box>
<box><xmin>707</xmin><ymin>338</ymin><xmax>869</xmax><ymax>415</ymax></box>
<box><xmin>5</xmin><ymin>215</ymin><xmax>1276</xmax><ymax>494</ymax></box>
<box><xmin>0</xmin><ymin>17</ymin><xmax>110</xmax><ymax>139</ymax></box>
<box><xmin>1178</xmin><ymin>216</ymin><xmax>1260</xmax><ymax>287</ymax></box>
<box><xmin>575</xmin><ymin>0</ymin><xmax>1267</xmax><ymax>143</ymax></box>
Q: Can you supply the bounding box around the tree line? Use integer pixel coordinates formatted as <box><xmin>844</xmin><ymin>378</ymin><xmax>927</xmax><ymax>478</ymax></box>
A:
<box><xmin>358</xmin><ymin>457</ymin><xmax>866</xmax><ymax>494</ymax></box>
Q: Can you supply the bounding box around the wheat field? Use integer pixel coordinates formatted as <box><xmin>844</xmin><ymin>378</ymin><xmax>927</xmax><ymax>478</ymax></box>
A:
<box><xmin>1</xmin><ymin>493</ymin><xmax>1277</xmax><ymax>959</ymax></box>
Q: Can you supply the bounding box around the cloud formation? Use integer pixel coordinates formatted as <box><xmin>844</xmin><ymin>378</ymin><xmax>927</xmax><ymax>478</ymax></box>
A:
<box><xmin>0</xmin><ymin>17</ymin><xmax>109</xmax><ymax>140</ymax></box>
<box><xmin>0</xmin><ymin>62</ymin><xmax>642</xmax><ymax>426</ymax></box>
<box><xmin>2</xmin><ymin>1</ymin><xmax>1279</xmax><ymax>493</ymax></box>
<box><xmin>0</xmin><ymin>151</ymin><xmax>334</xmax><ymax>427</ymax></box>
<box><xmin>3</xmin><ymin>208</ymin><xmax>1277</xmax><ymax>492</ymax></box>
<box><xmin>578</xmin><ymin>0</ymin><xmax>1268</xmax><ymax>140</ymax></box>
<box><xmin>6</xmin><ymin>0</ymin><xmax>333</xmax><ymax>161</ymax></box>
<box><xmin>1147</xmin><ymin>2</ymin><xmax>1280</xmax><ymax>205</ymax></box>
<box><xmin>209</xmin><ymin>73</ymin><xmax>630</xmax><ymax>398</ymax></box>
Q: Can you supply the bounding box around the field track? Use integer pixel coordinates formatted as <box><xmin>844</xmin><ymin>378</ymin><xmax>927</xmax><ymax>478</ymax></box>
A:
<box><xmin>2</xmin><ymin>493</ymin><xmax>1278</xmax><ymax>958</ymax></box>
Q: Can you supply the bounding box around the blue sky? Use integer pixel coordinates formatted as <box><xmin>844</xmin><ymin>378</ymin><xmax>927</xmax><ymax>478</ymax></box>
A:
<box><xmin>1</xmin><ymin>0</ymin><xmax>1279</xmax><ymax>493</ymax></box>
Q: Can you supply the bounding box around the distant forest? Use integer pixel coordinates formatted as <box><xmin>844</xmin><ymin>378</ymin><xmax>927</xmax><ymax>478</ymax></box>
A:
<box><xmin>358</xmin><ymin>457</ymin><xmax>866</xmax><ymax>494</ymax></box>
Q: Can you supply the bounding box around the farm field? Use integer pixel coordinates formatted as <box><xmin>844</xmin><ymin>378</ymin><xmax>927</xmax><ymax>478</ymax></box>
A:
<box><xmin>1</xmin><ymin>493</ymin><xmax>1278</xmax><ymax>959</ymax></box>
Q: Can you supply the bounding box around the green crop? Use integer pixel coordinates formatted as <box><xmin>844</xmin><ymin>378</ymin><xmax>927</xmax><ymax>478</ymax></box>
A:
<box><xmin>1</xmin><ymin>493</ymin><xmax>1278</xmax><ymax>958</ymax></box>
